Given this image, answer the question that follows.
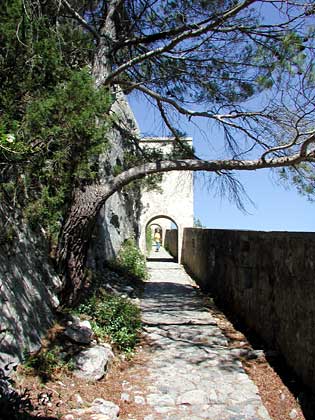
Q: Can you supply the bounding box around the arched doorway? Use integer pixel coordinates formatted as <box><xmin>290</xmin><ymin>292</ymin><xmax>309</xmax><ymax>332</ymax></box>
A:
<box><xmin>139</xmin><ymin>137</ymin><xmax>194</xmax><ymax>264</ymax></box>
<box><xmin>144</xmin><ymin>215</ymin><xmax>179</xmax><ymax>262</ymax></box>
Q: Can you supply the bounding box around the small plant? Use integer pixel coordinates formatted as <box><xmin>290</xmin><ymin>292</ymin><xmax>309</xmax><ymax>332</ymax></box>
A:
<box><xmin>0</xmin><ymin>223</ymin><xmax>17</xmax><ymax>247</ymax></box>
<box><xmin>146</xmin><ymin>226</ymin><xmax>153</xmax><ymax>253</ymax></box>
<box><xmin>22</xmin><ymin>346</ymin><xmax>72</xmax><ymax>382</ymax></box>
<box><xmin>193</xmin><ymin>217</ymin><xmax>205</xmax><ymax>228</ymax></box>
<box><xmin>75</xmin><ymin>292</ymin><xmax>141</xmax><ymax>352</ymax></box>
<box><xmin>115</xmin><ymin>238</ymin><xmax>148</xmax><ymax>281</ymax></box>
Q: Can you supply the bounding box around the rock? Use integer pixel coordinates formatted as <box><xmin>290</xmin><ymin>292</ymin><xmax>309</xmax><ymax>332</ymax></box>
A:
<box><xmin>121</xmin><ymin>285</ymin><xmax>134</xmax><ymax>295</ymax></box>
<box><xmin>147</xmin><ymin>394</ymin><xmax>175</xmax><ymax>407</ymax></box>
<box><xmin>51</xmin><ymin>273</ymin><xmax>63</xmax><ymax>292</ymax></box>
<box><xmin>64</xmin><ymin>320</ymin><xmax>93</xmax><ymax>344</ymax></box>
<box><xmin>61</xmin><ymin>415</ymin><xmax>74</xmax><ymax>420</ymax></box>
<box><xmin>92</xmin><ymin>398</ymin><xmax>119</xmax><ymax>418</ymax></box>
<box><xmin>74</xmin><ymin>393</ymin><xmax>84</xmax><ymax>405</ymax></box>
<box><xmin>80</xmin><ymin>320</ymin><xmax>93</xmax><ymax>329</ymax></box>
<box><xmin>134</xmin><ymin>395</ymin><xmax>146</xmax><ymax>404</ymax></box>
<box><xmin>104</xmin><ymin>283</ymin><xmax>115</xmax><ymax>293</ymax></box>
<box><xmin>70</xmin><ymin>407</ymin><xmax>94</xmax><ymax>416</ymax></box>
<box><xmin>177</xmin><ymin>390</ymin><xmax>209</xmax><ymax>405</ymax></box>
<box><xmin>99</xmin><ymin>342</ymin><xmax>113</xmax><ymax>350</ymax></box>
<box><xmin>120</xmin><ymin>392</ymin><xmax>130</xmax><ymax>402</ymax></box>
<box><xmin>73</xmin><ymin>345</ymin><xmax>114</xmax><ymax>380</ymax></box>
<box><xmin>131</xmin><ymin>297</ymin><xmax>140</xmax><ymax>306</ymax></box>
<box><xmin>104</xmin><ymin>283</ymin><xmax>120</xmax><ymax>295</ymax></box>
<box><xmin>67</xmin><ymin>315</ymin><xmax>81</xmax><ymax>325</ymax></box>
<box><xmin>247</xmin><ymin>349</ymin><xmax>265</xmax><ymax>360</ymax></box>
<box><xmin>90</xmin><ymin>415</ymin><xmax>115</xmax><ymax>420</ymax></box>
<box><xmin>49</xmin><ymin>293</ymin><xmax>60</xmax><ymax>308</ymax></box>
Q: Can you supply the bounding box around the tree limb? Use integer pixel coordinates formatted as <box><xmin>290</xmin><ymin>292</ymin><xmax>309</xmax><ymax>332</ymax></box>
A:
<box><xmin>156</xmin><ymin>100</ymin><xmax>200</xmax><ymax>159</ymax></box>
<box><xmin>104</xmin><ymin>0</ymin><xmax>256</xmax><ymax>85</ymax></box>
<box><xmin>59</xmin><ymin>0</ymin><xmax>100</xmax><ymax>40</ymax></box>
<box><xmin>100</xmin><ymin>149</ymin><xmax>315</xmax><ymax>205</ymax></box>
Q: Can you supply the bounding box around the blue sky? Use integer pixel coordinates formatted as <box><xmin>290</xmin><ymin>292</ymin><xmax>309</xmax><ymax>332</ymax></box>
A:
<box><xmin>128</xmin><ymin>91</ymin><xmax>315</xmax><ymax>233</ymax></box>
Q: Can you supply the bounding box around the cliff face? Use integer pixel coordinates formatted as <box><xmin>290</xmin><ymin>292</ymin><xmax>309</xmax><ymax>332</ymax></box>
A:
<box><xmin>88</xmin><ymin>89</ymin><xmax>141</xmax><ymax>269</ymax></box>
<box><xmin>0</xmin><ymin>90</ymin><xmax>141</xmax><ymax>369</ymax></box>
<box><xmin>0</xmin><ymin>203</ymin><xmax>62</xmax><ymax>370</ymax></box>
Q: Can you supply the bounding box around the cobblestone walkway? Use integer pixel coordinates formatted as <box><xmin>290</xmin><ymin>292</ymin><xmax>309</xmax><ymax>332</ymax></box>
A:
<box><xmin>127</xmin><ymin>249</ymin><xmax>272</xmax><ymax>420</ymax></box>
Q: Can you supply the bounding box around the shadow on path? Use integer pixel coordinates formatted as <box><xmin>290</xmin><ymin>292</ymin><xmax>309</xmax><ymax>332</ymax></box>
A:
<box><xmin>146</xmin><ymin>257</ymin><xmax>175</xmax><ymax>263</ymax></box>
<box><xmin>139</xmin><ymin>267</ymin><xmax>273</xmax><ymax>419</ymax></box>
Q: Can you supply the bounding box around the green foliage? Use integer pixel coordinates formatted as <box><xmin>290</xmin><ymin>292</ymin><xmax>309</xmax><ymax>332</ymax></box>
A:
<box><xmin>193</xmin><ymin>217</ymin><xmax>205</xmax><ymax>228</ymax></box>
<box><xmin>19</xmin><ymin>69</ymin><xmax>111</xmax><ymax>243</ymax></box>
<box><xmin>75</xmin><ymin>292</ymin><xmax>142</xmax><ymax>352</ymax></box>
<box><xmin>171</xmin><ymin>141</ymin><xmax>195</xmax><ymax>159</ymax></box>
<box><xmin>115</xmin><ymin>238</ymin><xmax>148</xmax><ymax>281</ymax></box>
<box><xmin>279</xmin><ymin>164</ymin><xmax>315</xmax><ymax>201</ymax></box>
<box><xmin>0</xmin><ymin>0</ymin><xmax>112</xmax><ymax>244</ymax></box>
<box><xmin>0</xmin><ymin>223</ymin><xmax>17</xmax><ymax>247</ymax></box>
<box><xmin>22</xmin><ymin>346</ymin><xmax>73</xmax><ymax>382</ymax></box>
<box><xmin>146</xmin><ymin>226</ymin><xmax>153</xmax><ymax>252</ymax></box>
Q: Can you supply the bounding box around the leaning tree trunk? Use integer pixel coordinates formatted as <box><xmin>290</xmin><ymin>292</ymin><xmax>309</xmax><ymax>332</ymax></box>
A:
<box><xmin>57</xmin><ymin>184</ymin><xmax>111</xmax><ymax>305</ymax></box>
<box><xmin>57</xmin><ymin>4</ymin><xmax>119</xmax><ymax>305</ymax></box>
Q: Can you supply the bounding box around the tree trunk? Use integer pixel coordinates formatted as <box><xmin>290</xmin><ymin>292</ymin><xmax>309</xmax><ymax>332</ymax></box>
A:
<box><xmin>57</xmin><ymin>3</ymin><xmax>118</xmax><ymax>305</ymax></box>
<box><xmin>57</xmin><ymin>185</ymin><xmax>109</xmax><ymax>305</ymax></box>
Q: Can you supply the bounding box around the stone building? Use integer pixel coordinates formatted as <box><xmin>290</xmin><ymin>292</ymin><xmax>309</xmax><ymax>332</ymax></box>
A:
<box><xmin>139</xmin><ymin>137</ymin><xmax>194</xmax><ymax>261</ymax></box>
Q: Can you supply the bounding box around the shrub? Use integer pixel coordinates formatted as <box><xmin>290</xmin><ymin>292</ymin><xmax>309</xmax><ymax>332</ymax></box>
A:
<box><xmin>116</xmin><ymin>238</ymin><xmax>148</xmax><ymax>281</ymax></box>
<box><xmin>76</xmin><ymin>292</ymin><xmax>141</xmax><ymax>352</ymax></box>
<box><xmin>146</xmin><ymin>226</ymin><xmax>153</xmax><ymax>253</ymax></box>
<box><xmin>22</xmin><ymin>346</ymin><xmax>73</xmax><ymax>382</ymax></box>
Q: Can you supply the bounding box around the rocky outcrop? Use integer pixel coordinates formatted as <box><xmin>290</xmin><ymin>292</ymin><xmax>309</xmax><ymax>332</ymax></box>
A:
<box><xmin>88</xmin><ymin>88</ymin><xmax>142</xmax><ymax>267</ymax></box>
<box><xmin>0</xmin><ymin>205</ymin><xmax>62</xmax><ymax>371</ymax></box>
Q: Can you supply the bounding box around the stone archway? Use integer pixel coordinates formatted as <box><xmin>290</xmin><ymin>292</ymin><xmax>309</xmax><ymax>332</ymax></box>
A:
<box><xmin>139</xmin><ymin>213</ymin><xmax>186</xmax><ymax>262</ymax></box>
<box><xmin>138</xmin><ymin>137</ymin><xmax>194</xmax><ymax>263</ymax></box>
<box><xmin>140</xmin><ymin>214</ymin><xmax>182</xmax><ymax>262</ymax></box>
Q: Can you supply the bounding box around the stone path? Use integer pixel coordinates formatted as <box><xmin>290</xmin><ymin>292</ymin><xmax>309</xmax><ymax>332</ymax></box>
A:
<box><xmin>124</xmin><ymin>249</ymin><xmax>272</xmax><ymax>420</ymax></box>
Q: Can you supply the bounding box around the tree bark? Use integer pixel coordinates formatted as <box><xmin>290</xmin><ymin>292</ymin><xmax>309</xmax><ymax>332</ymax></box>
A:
<box><xmin>57</xmin><ymin>184</ymin><xmax>111</xmax><ymax>305</ymax></box>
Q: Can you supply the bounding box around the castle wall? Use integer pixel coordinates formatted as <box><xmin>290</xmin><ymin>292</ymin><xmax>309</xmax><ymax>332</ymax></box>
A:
<box><xmin>181</xmin><ymin>227</ymin><xmax>315</xmax><ymax>393</ymax></box>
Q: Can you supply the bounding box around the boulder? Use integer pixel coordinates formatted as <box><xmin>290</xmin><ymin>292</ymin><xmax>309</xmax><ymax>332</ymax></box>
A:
<box><xmin>64</xmin><ymin>320</ymin><xmax>93</xmax><ymax>344</ymax></box>
<box><xmin>73</xmin><ymin>345</ymin><xmax>114</xmax><ymax>381</ymax></box>
<box><xmin>121</xmin><ymin>285</ymin><xmax>134</xmax><ymax>296</ymax></box>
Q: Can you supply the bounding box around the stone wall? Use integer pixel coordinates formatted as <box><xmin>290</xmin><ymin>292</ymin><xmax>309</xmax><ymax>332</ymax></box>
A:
<box><xmin>0</xmin><ymin>204</ymin><xmax>62</xmax><ymax>370</ymax></box>
<box><xmin>88</xmin><ymin>88</ymin><xmax>141</xmax><ymax>268</ymax></box>
<box><xmin>164</xmin><ymin>229</ymin><xmax>178</xmax><ymax>259</ymax></box>
<box><xmin>181</xmin><ymin>227</ymin><xmax>315</xmax><ymax>392</ymax></box>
